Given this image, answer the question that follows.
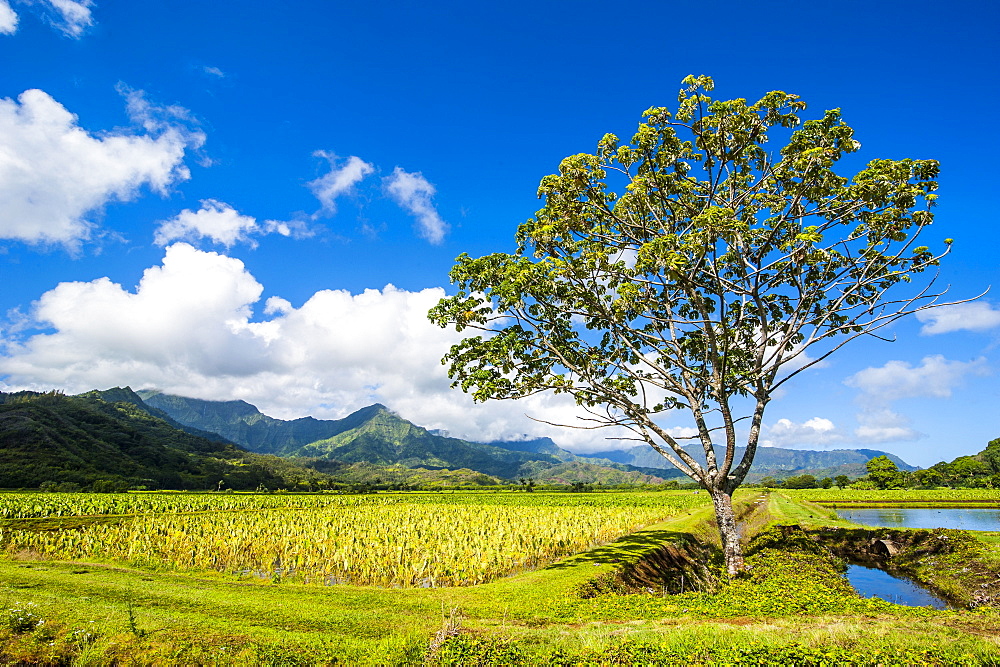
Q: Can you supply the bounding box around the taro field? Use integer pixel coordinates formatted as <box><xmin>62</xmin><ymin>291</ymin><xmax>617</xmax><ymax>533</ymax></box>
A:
<box><xmin>0</xmin><ymin>491</ymin><xmax>706</xmax><ymax>587</ymax></box>
<box><xmin>785</xmin><ymin>488</ymin><xmax>1000</xmax><ymax>506</ymax></box>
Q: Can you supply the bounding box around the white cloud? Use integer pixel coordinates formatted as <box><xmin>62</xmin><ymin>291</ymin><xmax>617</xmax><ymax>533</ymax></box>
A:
<box><xmin>308</xmin><ymin>152</ymin><xmax>374</xmax><ymax>215</ymax></box>
<box><xmin>854</xmin><ymin>408</ymin><xmax>922</xmax><ymax>444</ymax></box>
<box><xmin>916</xmin><ymin>301</ymin><xmax>1000</xmax><ymax>335</ymax></box>
<box><xmin>43</xmin><ymin>0</ymin><xmax>93</xmax><ymax>37</ymax></box>
<box><xmin>118</xmin><ymin>85</ymin><xmax>203</xmax><ymax>143</ymax></box>
<box><xmin>262</xmin><ymin>218</ymin><xmax>312</xmax><ymax>239</ymax></box>
<box><xmin>0</xmin><ymin>88</ymin><xmax>202</xmax><ymax>249</ymax></box>
<box><xmin>0</xmin><ymin>244</ymin><xmax>265</xmax><ymax>381</ymax></box>
<box><xmin>845</xmin><ymin>354</ymin><xmax>989</xmax><ymax>402</ymax></box>
<box><xmin>844</xmin><ymin>355</ymin><xmax>989</xmax><ymax>444</ymax></box>
<box><xmin>385</xmin><ymin>167</ymin><xmax>448</xmax><ymax>244</ymax></box>
<box><xmin>0</xmin><ymin>1</ymin><xmax>18</xmax><ymax>34</ymax></box>
<box><xmin>761</xmin><ymin>417</ymin><xmax>845</xmax><ymax>448</ymax></box>
<box><xmin>0</xmin><ymin>0</ymin><xmax>94</xmax><ymax>37</ymax></box>
<box><xmin>0</xmin><ymin>244</ymin><xmax>616</xmax><ymax>450</ymax></box>
<box><xmin>664</xmin><ymin>426</ymin><xmax>699</xmax><ymax>440</ymax></box>
<box><xmin>203</xmin><ymin>66</ymin><xmax>226</xmax><ymax>78</ymax></box>
<box><xmin>155</xmin><ymin>200</ymin><xmax>261</xmax><ymax>248</ymax></box>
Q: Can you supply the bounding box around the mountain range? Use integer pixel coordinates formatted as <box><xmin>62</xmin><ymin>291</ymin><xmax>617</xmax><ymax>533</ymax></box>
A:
<box><xmin>138</xmin><ymin>390</ymin><xmax>913</xmax><ymax>483</ymax></box>
<box><xmin>136</xmin><ymin>390</ymin><xmax>673</xmax><ymax>483</ymax></box>
<box><xmin>0</xmin><ymin>389</ymin><xmax>299</xmax><ymax>490</ymax></box>
<box><xmin>0</xmin><ymin>386</ymin><xmax>916</xmax><ymax>490</ymax></box>
<box><xmin>581</xmin><ymin>444</ymin><xmax>917</xmax><ymax>480</ymax></box>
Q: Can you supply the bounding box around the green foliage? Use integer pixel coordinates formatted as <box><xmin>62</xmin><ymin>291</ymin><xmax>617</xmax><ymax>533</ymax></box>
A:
<box><xmin>860</xmin><ymin>437</ymin><xmax>1000</xmax><ymax>490</ymax></box>
<box><xmin>430</xmin><ymin>75</ymin><xmax>944</xmax><ymax>485</ymax></box>
<box><xmin>3</xmin><ymin>603</ymin><xmax>44</xmax><ymax>634</ymax></box>
<box><xmin>2</xmin><ymin>490</ymin><xmax>1000</xmax><ymax>665</ymax></box>
<box><xmin>792</xmin><ymin>487</ymin><xmax>1000</xmax><ymax>504</ymax></box>
<box><xmin>866</xmin><ymin>455</ymin><xmax>904</xmax><ymax>490</ymax></box>
<box><xmin>430</xmin><ymin>75</ymin><xmax>948</xmax><ymax>573</ymax></box>
<box><xmin>1</xmin><ymin>491</ymin><xmax>702</xmax><ymax>588</ymax></box>
<box><xmin>428</xmin><ymin>632</ymin><xmax>986</xmax><ymax>666</ymax></box>
<box><xmin>428</xmin><ymin>632</ymin><xmax>527</xmax><ymax>665</ymax></box>
<box><xmin>783</xmin><ymin>474</ymin><xmax>818</xmax><ymax>489</ymax></box>
<box><xmin>551</xmin><ymin>539</ymin><xmax>936</xmax><ymax>621</ymax></box>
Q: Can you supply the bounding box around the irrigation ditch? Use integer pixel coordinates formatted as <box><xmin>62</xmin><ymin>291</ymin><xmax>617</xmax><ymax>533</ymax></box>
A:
<box><xmin>572</xmin><ymin>493</ymin><xmax>770</xmax><ymax>598</ymax></box>
<box><xmin>572</xmin><ymin>492</ymin><xmax>1000</xmax><ymax>610</ymax></box>
<box><xmin>797</xmin><ymin>524</ymin><xmax>1000</xmax><ymax>608</ymax></box>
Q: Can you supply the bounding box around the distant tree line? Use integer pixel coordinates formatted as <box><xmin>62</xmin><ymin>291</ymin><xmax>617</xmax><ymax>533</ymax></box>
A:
<box><xmin>854</xmin><ymin>443</ymin><xmax>1000</xmax><ymax>490</ymax></box>
<box><xmin>749</xmin><ymin>439</ymin><xmax>1000</xmax><ymax>491</ymax></box>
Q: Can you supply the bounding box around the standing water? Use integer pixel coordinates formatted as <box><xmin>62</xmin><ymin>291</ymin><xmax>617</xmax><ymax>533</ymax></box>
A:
<box><xmin>846</xmin><ymin>564</ymin><xmax>952</xmax><ymax>609</ymax></box>
<box><xmin>833</xmin><ymin>507</ymin><xmax>982</xmax><ymax>608</ymax></box>
<box><xmin>836</xmin><ymin>507</ymin><xmax>1000</xmax><ymax>531</ymax></box>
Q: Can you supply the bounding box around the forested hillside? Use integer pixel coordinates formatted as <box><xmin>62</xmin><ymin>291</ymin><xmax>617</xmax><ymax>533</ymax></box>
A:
<box><xmin>140</xmin><ymin>391</ymin><xmax>674</xmax><ymax>483</ymax></box>
<box><xmin>0</xmin><ymin>390</ymin><xmax>331</xmax><ymax>490</ymax></box>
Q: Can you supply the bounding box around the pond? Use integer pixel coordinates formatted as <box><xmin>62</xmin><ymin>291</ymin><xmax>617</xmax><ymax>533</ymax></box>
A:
<box><xmin>836</xmin><ymin>507</ymin><xmax>1000</xmax><ymax>531</ymax></box>
<box><xmin>846</xmin><ymin>564</ymin><xmax>953</xmax><ymax>609</ymax></box>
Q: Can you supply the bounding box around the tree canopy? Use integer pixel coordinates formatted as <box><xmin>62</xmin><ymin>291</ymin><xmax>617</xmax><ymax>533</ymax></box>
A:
<box><xmin>429</xmin><ymin>75</ymin><xmax>950</xmax><ymax>574</ymax></box>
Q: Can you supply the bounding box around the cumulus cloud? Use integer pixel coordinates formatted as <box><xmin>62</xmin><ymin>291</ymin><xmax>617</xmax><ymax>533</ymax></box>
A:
<box><xmin>0</xmin><ymin>88</ymin><xmax>202</xmax><ymax>249</ymax></box>
<box><xmin>44</xmin><ymin>0</ymin><xmax>93</xmax><ymax>37</ymax></box>
<box><xmin>385</xmin><ymin>167</ymin><xmax>448</xmax><ymax>244</ymax></box>
<box><xmin>155</xmin><ymin>200</ymin><xmax>261</xmax><ymax>248</ymax></box>
<box><xmin>761</xmin><ymin>417</ymin><xmax>845</xmax><ymax>448</ymax></box>
<box><xmin>0</xmin><ymin>244</ymin><xmax>620</xmax><ymax>450</ymax></box>
<box><xmin>845</xmin><ymin>355</ymin><xmax>989</xmax><ymax>443</ymax></box>
<box><xmin>0</xmin><ymin>1</ymin><xmax>18</xmax><ymax>34</ymax></box>
<box><xmin>308</xmin><ymin>152</ymin><xmax>374</xmax><ymax>215</ymax></box>
<box><xmin>916</xmin><ymin>301</ymin><xmax>1000</xmax><ymax>335</ymax></box>
<box><xmin>0</xmin><ymin>244</ymin><xmax>266</xmax><ymax>381</ymax></box>
<box><xmin>845</xmin><ymin>355</ymin><xmax>989</xmax><ymax>402</ymax></box>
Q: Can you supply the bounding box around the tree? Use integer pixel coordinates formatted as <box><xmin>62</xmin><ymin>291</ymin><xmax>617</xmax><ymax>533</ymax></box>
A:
<box><xmin>865</xmin><ymin>455</ymin><xmax>903</xmax><ymax>490</ymax></box>
<box><xmin>978</xmin><ymin>437</ymin><xmax>1000</xmax><ymax>473</ymax></box>
<box><xmin>949</xmin><ymin>456</ymin><xmax>992</xmax><ymax>487</ymax></box>
<box><xmin>758</xmin><ymin>476</ymin><xmax>782</xmax><ymax>489</ymax></box>
<box><xmin>911</xmin><ymin>468</ymin><xmax>943</xmax><ymax>488</ymax></box>
<box><xmin>429</xmin><ymin>75</ymin><xmax>951</xmax><ymax>575</ymax></box>
<box><xmin>783</xmin><ymin>474</ymin><xmax>817</xmax><ymax>489</ymax></box>
<box><xmin>834</xmin><ymin>475</ymin><xmax>851</xmax><ymax>489</ymax></box>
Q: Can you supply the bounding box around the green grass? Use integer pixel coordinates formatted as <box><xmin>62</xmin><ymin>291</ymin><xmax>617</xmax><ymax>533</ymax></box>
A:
<box><xmin>3</xmin><ymin>489</ymin><xmax>1000</xmax><ymax>664</ymax></box>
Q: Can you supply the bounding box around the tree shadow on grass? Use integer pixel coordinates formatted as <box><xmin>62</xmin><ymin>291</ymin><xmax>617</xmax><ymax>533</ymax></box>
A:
<box><xmin>544</xmin><ymin>530</ymin><xmax>695</xmax><ymax>570</ymax></box>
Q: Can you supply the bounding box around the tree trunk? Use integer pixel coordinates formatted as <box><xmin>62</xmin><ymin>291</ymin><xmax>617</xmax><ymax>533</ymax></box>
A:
<box><xmin>710</xmin><ymin>488</ymin><xmax>745</xmax><ymax>576</ymax></box>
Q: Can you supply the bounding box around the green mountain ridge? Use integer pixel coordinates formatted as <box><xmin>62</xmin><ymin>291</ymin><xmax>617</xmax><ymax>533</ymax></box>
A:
<box><xmin>11</xmin><ymin>387</ymin><xmax>918</xmax><ymax>488</ymax></box>
<box><xmin>137</xmin><ymin>389</ymin><xmax>366</xmax><ymax>455</ymax></box>
<box><xmin>139</xmin><ymin>390</ymin><xmax>919</xmax><ymax>483</ymax></box>
<box><xmin>0</xmin><ymin>389</ymin><xmax>313</xmax><ymax>490</ymax></box>
<box><xmin>137</xmin><ymin>391</ymin><xmax>674</xmax><ymax>483</ymax></box>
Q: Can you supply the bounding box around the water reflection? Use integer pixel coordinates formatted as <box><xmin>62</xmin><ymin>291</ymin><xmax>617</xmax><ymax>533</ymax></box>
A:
<box><xmin>846</xmin><ymin>564</ymin><xmax>952</xmax><ymax>609</ymax></box>
<box><xmin>837</xmin><ymin>507</ymin><xmax>1000</xmax><ymax>531</ymax></box>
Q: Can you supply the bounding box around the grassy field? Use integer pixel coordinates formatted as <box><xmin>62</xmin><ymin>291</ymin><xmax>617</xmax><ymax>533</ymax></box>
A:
<box><xmin>1</xmin><ymin>489</ymin><xmax>1000</xmax><ymax>664</ymax></box>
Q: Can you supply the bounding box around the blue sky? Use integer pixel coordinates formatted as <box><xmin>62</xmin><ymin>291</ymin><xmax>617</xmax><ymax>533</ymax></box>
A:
<box><xmin>0</xmin><ymin>0</ymin><xmax>998</xmax><ymax>467</ymax></box>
